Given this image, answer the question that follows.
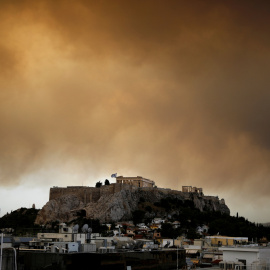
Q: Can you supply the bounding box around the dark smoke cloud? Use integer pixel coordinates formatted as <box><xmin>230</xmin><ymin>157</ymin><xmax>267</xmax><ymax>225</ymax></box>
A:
<box><xmin>0</xmin><ymin>0</ymin><xmax>270</xmax><ymax>221</ymax></box>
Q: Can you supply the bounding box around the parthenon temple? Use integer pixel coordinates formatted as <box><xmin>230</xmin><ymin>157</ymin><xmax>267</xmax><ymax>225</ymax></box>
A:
<box><xmin>116</xmin><ymin>176</ymin><xmax>155</xmax><ymax>188</ymax></box>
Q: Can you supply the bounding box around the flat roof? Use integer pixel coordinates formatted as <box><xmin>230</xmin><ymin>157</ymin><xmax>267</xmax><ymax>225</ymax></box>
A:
<box><xmin>219</xmin><ymin>246</ymin><xmax>270</xmax><ymax>252</ymax></box>
<box><xmin>206</xmin><ymin>236</ymin><xmax>248</xmax><ymax>240</ymax></box>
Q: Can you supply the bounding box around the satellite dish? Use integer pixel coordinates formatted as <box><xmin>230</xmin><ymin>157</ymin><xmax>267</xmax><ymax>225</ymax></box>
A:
<box><xmin>82</xmin><ymin>224</ymin><xmax>89</xmax><ymax>233</ymax></box>
<box><xmin>72</xmin><ymin>224</ymin><xmax>79</xmax><ymax>233</ymax></box>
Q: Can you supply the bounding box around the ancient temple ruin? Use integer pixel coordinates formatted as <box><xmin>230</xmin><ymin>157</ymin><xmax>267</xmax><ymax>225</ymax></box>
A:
<box><xmin>182</xmin><ymin>186</ymin><xmax>203</xmax><ymax>195</ymax></box>
<box><xmin>116</xmin><ymin>176</ymin><xmax>155</xmax><ymax>188</ymax></box>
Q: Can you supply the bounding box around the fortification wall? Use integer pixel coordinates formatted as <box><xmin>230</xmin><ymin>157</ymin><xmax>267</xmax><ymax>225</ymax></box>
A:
<box><xmin>38</xmin><ymin>183</ymin><xmax>229</xmax><ymax>225</ymax></box>
<box><xmin>49</xmin><ymin>184</ymin><xmax>138</xmax><ymax>204</ymax></box>
<box><xmin>203</xmin><ymin>195</ymin><xmax>220</xmax><ymax>202</ymax></box>
<box><xmin>49</xmin><ymin>184</ymin><xmax>223</xmax><ymax>206</ymax></box>
<box><xmin>50</xmin><ymin>186</ymin><xmax>97</xmax><ymax>204</ymax></box>
<box><xmin>49</xmin><ymin>184</ymin><xmax>182</xmax><ymax>203</ymax></box>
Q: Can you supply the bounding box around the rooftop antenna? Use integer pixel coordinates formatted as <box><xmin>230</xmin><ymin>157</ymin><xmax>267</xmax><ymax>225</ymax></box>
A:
<box><xmin>87</xmin><ymin>228</ymin><xmax>92</xmax><ymax>243</ymax></box>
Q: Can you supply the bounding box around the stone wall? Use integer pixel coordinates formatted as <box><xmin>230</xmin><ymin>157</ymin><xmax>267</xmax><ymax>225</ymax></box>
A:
<box><xmin>49</xmin><ymin>184</ymin><xmax>139</xmax><ymax>204</ymax></box>
<box><xmin>37</xmin><ymin>183</ymin><xmax>230</xmax><ymax>224</ymax></box>
<box><xmin>50</xmin><ymin>186</ymin><xmax>96</xmax><ymax>204</ymax></box>
<box><xmin>49</xmin><ymin>184</ymin><xmax>220</xmax><ymax>205</ymax></box>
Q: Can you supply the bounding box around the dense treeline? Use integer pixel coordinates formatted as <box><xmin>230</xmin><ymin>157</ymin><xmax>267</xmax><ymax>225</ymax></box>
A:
<box><xmin>0</xmin><ymin>208</ymin><xmax>41</xmax><ymax>235</ymax></box>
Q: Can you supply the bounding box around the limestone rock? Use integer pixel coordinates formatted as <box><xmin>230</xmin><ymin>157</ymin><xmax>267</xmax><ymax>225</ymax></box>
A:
<box><xmin>35</xmin><ymin>194</ymin><xmax>85</xmax><ymax>224</ymax></box>
<box><xmin>35</xmin><ymin>185</ymin><xmax>230</xmax><ymax>225</ymax></box>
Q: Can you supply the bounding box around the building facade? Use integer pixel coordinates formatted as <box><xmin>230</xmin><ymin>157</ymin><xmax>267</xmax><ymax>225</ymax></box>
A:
<box><xmin>205</xmin><ymin>236</ymin><xmax>248</xmax><ymax>246</ymax></box>
<box><xmin>116</xmin><ymin>176</ymin><xmax>155</xmax><ymax>188</ymax></box>
<box><xmin>220</xmin><ymin>246</ymin><xmax>270</xmax><ymax>268</ymax></box>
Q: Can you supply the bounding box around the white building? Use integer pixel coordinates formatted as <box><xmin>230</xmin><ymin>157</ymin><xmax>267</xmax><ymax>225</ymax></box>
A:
<box><xmin>50</xmin><ymin>242</ymin><xmax>79</xmax><ymax>253</ymax></box>
<box><xmin>219</xmin><ymin>246</ymin><xmax>270</xmax><ymax>269</ymax></box>
<box><xmin>152</xmin><ymin>218</ymin><xmax>165</xmax><ymax>224</ymax></box>
<box><xmin>36</xmin><ymin>223</ymin><xmax>92</xmax><ymax>246</ymax></box>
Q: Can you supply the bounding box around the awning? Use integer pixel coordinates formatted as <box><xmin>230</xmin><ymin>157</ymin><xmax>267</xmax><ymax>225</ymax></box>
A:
<box><xmin>203</xmin><ymin>254</ymin><xmax>214</xmax><ymax>259</ymax></box>
<box><xmin>186</xmin><ymin>249</ymin><xmax>199</xmax><ymax>254</ymax></box>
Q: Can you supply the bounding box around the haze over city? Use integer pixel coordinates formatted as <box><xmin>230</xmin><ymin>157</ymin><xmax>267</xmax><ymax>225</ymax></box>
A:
<box><xmin>0</xmin><ymin>0</ymin><xmax>270</xmax><ymax>223</ymax></box>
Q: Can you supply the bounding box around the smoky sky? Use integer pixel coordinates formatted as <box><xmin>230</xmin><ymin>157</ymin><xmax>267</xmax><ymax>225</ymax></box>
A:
<box><xmin>1</xmin><ymin>0</ymin><xmax>270</xmax><ymax>221</ymax></box>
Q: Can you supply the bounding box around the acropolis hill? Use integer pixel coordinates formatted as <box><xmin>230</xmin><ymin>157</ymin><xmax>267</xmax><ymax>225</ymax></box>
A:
<box><xmin>35</xmin><ymin>176</ymin><xmax>230</xmax><ymax>224</ymax></box>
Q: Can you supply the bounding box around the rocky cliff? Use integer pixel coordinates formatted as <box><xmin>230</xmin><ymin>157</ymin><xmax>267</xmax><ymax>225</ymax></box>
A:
<box><xmin>35</xmin><ymin>184</ymin><xmax>230</xmax><ymax>225</ymax></box>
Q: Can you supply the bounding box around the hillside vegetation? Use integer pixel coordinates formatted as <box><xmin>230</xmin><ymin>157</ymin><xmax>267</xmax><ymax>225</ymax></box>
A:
<box><xmin>1</xmin><ymin>199</ymin><xmax>270</xmax><ymax>241</ymax></box>
<box><xmin>135</xmin><ymin>196</ymin><xmax>270</xmax><ymax>241</ymax></box>
<box><xmin>0</xmin><ymin>208</ymin><xmax>41</xmax><ymax>235</ymax></box>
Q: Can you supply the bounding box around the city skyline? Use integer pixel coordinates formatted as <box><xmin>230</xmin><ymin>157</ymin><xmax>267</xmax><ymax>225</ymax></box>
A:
<box><xmin>0</xmin><ymin>0</ymin><xmax>270</xmax><ymax>223</ymax></box>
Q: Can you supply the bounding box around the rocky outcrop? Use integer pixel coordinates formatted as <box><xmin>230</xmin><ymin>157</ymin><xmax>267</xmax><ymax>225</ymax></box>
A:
<box><xmin>35</xmin><ymin>194</ymin><xmax>85</xmax><ymax>224</ymax></box>
<box><xmin>35</xmin><ymin>184</ymin><xmax>230</xmax><ymax>225</ymax></box>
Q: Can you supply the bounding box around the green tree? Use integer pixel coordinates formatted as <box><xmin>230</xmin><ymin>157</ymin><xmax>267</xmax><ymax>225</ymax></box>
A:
<box><xmin>161</xmin><ymin>223</ymin><xmax>181</xmax><ymax>239</ymax></box>
<box><xmin>95</xmin><ymin>181</ymin><xmax>102</xmax><ymax>188</ymax></box>
<box><xmin>132</xmin><ymin>210</ymin><xmax>145</xmax><ymax>225</ymax></box>
<box><xmin>186</xmin><ymin>228</ymin><xmax>200</xmax><ymax>240</ymax></box>
<box><xmin>145</xmin><ymin>206</ymin><xmax>152</xmax><ymax>213</ymax></box>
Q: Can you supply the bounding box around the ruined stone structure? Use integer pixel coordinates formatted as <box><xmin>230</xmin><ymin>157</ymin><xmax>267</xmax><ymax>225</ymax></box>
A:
<box><xmin>49</xmin><ymin>176</ymin><xmax>155</xmax><ymax>203</ymax></box>
<box><xmin>49</xmin><ymin>184</ymin><xmax>136</xmax><ymax>204</ymax></box>
<box><xmin>116</xmin><ymin>176</ymin><xmax>155</xmax><ymax>188</ymax></box>
<box><xmin>182</xmin><ymin>186</ymin><xmax>203</xmax><ymax>195</ymax></box>
<box><xmin>49</xmin><ymin>183</ymin><xmax>207</xmax><ymax>207</ymax></box>
<box><xmin>36</xmin><ymin>177</ymin><xmax>230</xmax><ymax>225</ymax></box>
